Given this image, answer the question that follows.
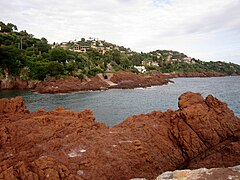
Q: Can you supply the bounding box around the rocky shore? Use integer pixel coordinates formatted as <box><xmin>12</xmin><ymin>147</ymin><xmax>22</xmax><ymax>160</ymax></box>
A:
<box><xmin>0</xmin><ymin>77</ymin><xmax>37</xmax><ymax>90</ymax></box>
<box><xmin>0</xmin><ymin>71</ymin><xmax>236</xmax><ymax>94</ymax></box>
<box><xmin>0</xmin><ymin>92</ymin><xmax>240</xmax><ymax>179</ymax></box>
<box><xmin>33</xmin><ymin>71</ymin><xmax>170</xmax><ymax>93</ymax></box>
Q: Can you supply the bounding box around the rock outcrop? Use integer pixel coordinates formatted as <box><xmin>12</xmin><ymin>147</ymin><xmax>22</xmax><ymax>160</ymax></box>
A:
<box><xmin>34</xmin><ymin>76</ymin><xmax>111</xmax><ymax>93</ymax></box>
<box><xmin>0</xmin><ymin>92</ymin><xmax>239</xmax><ymax>179</ymax></box>
<box><xmin>1</xmin><ymin>71</ymin><xmax>233</xmax><ymax>93</ymax></box>
<box><xmin>0</xmin><ymin>77</ymin><xmax>37</xmax><ymax>90</ymax></box>
<box><xmin>163</xmin><ymin>71</ymin><xmax>228</xmax><ymax>78</ymax></box>
<box><xmin>34</xmin><ymin>72</ymin><xmax>170</xmax><ymax>93</ymax></box>
<box><xmin>110</xmin><ymin>71</ymin><xmax>169</xmax><ymax>89</ymax></box>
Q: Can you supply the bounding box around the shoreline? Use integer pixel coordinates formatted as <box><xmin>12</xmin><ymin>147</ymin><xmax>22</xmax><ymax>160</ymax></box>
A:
<box><xmin>0</xmin><ymin>71</ymin><xmax>239</xmax><ymax>94</ymax></box>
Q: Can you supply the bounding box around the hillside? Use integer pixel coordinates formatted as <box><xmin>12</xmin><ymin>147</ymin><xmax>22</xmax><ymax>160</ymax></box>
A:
<box><xmin>1</xmin><ymin>21</ymin><xmax>240</xmax><ymax>82</ymax></box>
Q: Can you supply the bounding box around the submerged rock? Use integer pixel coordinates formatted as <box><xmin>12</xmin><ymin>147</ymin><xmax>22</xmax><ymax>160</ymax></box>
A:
<box><xmin>0</xmin><ymin>92</ymin><xmax>239</xmax><ymax>179</ymax></box>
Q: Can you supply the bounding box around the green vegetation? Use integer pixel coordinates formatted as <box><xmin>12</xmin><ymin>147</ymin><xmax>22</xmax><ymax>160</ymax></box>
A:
<box><xmin>1</xmin><ymin>21</ymin><xmax>240</xmax><ymax>81</ymax></box>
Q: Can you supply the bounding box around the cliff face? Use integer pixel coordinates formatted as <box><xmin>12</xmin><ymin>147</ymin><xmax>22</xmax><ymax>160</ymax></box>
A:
<box><xmin>0</xmin><ymin>92</ymin><xmax>239</xmax><ymax>179</ymax></box>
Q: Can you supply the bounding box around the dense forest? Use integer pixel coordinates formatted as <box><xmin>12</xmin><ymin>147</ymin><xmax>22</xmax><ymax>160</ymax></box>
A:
<box><xmin>1</xmin><ymin>21</ymin><xmax>240</xmax><ymax>81</ymax></box>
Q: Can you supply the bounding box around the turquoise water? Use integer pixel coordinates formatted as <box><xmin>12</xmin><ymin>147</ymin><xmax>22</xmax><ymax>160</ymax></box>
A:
<box><xmin>0</xmin><ymin>76</ymin><xmax>239</xmax><ymax>126</ymax></box>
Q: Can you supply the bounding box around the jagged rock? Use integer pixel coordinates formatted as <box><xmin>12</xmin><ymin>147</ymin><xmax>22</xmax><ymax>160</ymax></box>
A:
<box><xmin>0</xmin><ymin>96</ymin><xmax>27</xmax><ymax>114</ymax></box>
<box><xmin>0</xmin><ymin>92</ymin><xmax>239</xmax><ymax>179</ymax></box>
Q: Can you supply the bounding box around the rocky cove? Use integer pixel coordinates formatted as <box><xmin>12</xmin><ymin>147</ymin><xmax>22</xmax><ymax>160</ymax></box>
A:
<box><xmin>0</xmin><ymin>92</ymin><xmax>240</xmax><ymax>179</ymax></box>
<box><xmin>0</xmin><ymin>71</ymin><xmax>231</xmax><ymax>93</ymax></box>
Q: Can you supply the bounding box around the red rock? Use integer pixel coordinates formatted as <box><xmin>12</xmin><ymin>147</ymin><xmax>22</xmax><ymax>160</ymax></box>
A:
<box><xmin>178</xmin><ymin>92</ymin><xmax>205</xmax><ymax>109</ymax></box>
<box><xmin>15</xmin><ymin>78</ymin><xmax>28</xmax><ymax>90</ymax></box>
<box><xmin>80</xmin><ymin>75</ymin><xmax>110</xmax><ymax>91</ymax></box>
<box><xmin>0</xmin><ymin>96</ymin><xmax>27</xmax><ymax>114</ymax></box>
<box><xmin>0</xmin><ymin>71</ymin><xmax>236</xmax><ymax>92</ymax></box>
<box><xmin>110</xmin><ymin>71</ymin><xmax>169</xmax><ymax>89</ymax></box>
<box><xmin>163</xmin><ymin>72</ymin><xmax>228</xmax><ymax>78</ymax></box>
<box><xmin>34</xmin><ymin>76</ymin><xmax>110</xmax><ymax>93</ymax></box>
<box><xmin>0</xmin><ymin>77</ymin><xmax>37</xmax><ymax>90</ymax></box>
<box><xmin>0</xmin><ymin>92</ymin><xmax>239</xmax><ymax>179</ymax></box>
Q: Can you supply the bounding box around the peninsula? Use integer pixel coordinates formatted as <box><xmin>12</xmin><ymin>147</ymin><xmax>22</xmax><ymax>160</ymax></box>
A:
<box><xmin>1</xmin><ymin>21</ymin><xmax>240</xmax><ymax>93</ymax></box>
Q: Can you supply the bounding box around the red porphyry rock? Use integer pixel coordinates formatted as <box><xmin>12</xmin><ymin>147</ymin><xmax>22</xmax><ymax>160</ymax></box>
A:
<box><xmin>110</xmin><ymin>71</ymin><xmax>169</xmax><ymax>89</ymax></box>
<box><xmin>0</xmin><ymin>96</ymin><xmax>27</xmax><ymax>114</ymax></box>
<box><xmin>34</xmin><ymin>76</ymin><xmax>84</xmax><ymax>93</ymax></box>
<box><xmin>0</xmin><ymin>92</ymin><xmax>239</xmax><ymax>179</ymax></box>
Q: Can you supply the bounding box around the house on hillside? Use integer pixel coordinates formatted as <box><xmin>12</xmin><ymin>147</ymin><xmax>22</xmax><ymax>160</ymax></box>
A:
<box><xmin>91</xmin><ymin>42</ymin><xmax>106</xmax><ymax>54</ymax></box>
<box><xmin>134</xmin><ymin>66</ymin><xmax>146</xmax><ymax>73</ymax></box>
<box><xmin>182</xmin><ymin>57</ymin><xmax>192</xmax><ymax>64</ymax></box>
<box><xmin>60</xmin><ymin>42</ymin><xmax>68</xmax><ymax>50</ymax></box>
<box><xmin>142</xmin><ymin>60</ymin><xmax>159</xmax><ymax>67</ymax></box>
<box><xmin>73</xmin><ymin>43</ymin><xmax>91</xmax><ymax>53</ymax></box>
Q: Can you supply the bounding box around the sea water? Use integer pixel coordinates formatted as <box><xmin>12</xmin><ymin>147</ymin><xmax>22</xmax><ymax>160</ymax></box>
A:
<box><xmin>0</xmin><ymin>76</ymin><xmax>239</xmax><ymax>126</ymax></box>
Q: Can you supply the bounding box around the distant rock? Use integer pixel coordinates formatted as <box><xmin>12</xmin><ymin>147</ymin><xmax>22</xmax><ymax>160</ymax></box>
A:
<box><xmin>34</xmin><ymin>76</ymin><xmax>85</xmax><ymax>93</ymax></box>
<box><xmin>163</xmin><ymin>71</ymin><xmax>228</xmax><ymax>78</ymax></box>
<box><xmin>0</xmin><ymin>92</ymin><xmax>239</xmax><ymax>179</ymax></box>
<box><xmin>0</xmin><ymin>71</ymin><xmax>234</xmax><ymax>93</ymax></box>
<box><xmin>0</xmin><ymin>77</ymin><xmax>37</xmax><ymax>90</ymax></box>
<box><xmin>110</xmin><ymin>71</ymin><xmax>169</xmax><ymax>89</ymax></box>
<box><xmin>34</xmin><ymin>72</ymin><xmax>169</xmax><ymax>93</ymax></box>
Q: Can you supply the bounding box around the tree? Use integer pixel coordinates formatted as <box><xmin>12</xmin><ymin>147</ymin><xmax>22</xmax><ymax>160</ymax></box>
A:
<box><xmin>47</xmin><ymin>62</ymin><xmax>64</xmax><ymax>77</ymax></box>
<box><xmin>120</xmin><ymin>55</ymin><xmax>131</xmax><ymax>69</ymax></box>
<box><xmin>0</xmin><ymin>21</ymin><xmax>17</xmax><ymax>32</ymax></box>
<box><xmin>0</xmin><ymin>45</ymin><xmax>25</xmax><ymax>75</ymax></box>
<box><xmin>36</xmin><ymin>38</ymin><xmax>51</xmax><ymax>54</ymax></box>
<box><xmin>49</xmin><ymin>48</ymin><xmax>67</xmax><ymax>63</ymax></box>
<box><xmin>112</xmin><ymin>49</ymin><xmax>121</xmax><ymax>65</ymax></box>
<box><xmin>86</xmin><ymin>48</ymin><xmax>102</xmax><ymax>66</ymax></box>
<box><xmin>129</xmin><ymin>53</ymin><xmax>144</xmax><ymax>65</ymax></box>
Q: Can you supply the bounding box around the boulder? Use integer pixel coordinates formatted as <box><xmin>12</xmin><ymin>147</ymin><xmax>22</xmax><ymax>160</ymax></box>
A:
<box><xmin>156</xmin><ymin>165</ymin><xmax>240</xmax><ymax>180</ymax></box>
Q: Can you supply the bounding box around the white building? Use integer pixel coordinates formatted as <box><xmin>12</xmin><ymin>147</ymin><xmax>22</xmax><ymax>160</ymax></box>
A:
<box><xmin>134</xmin><ymin>66</ymin><xmax>146</xmax><ymax>73</ymax></box>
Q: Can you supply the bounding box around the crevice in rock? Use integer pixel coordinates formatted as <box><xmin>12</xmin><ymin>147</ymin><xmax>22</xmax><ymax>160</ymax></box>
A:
<box><xmin>180</xmin><ymin>113</ymin><xmax>210</xmax><ymax>149</ymax></box>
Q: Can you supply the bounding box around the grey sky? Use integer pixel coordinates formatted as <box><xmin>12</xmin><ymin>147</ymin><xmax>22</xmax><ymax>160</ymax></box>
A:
<box><xmin>1</xmin><ymin>0</ymin><xmax>240</xmax><ymax>64</ymax></box>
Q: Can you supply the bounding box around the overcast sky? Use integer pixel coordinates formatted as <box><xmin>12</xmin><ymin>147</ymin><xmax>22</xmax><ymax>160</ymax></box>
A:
<box><xmin>1</xmin><ymin>0</ymin><xmax>240</xmax><ymax>64</ymax></box>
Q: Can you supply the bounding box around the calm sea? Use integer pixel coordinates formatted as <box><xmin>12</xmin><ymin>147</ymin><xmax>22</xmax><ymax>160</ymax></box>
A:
<box><xmin>0</xmin><ymin>76</ymin><xmax>239</xmax><ymax>126</ymax></box>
